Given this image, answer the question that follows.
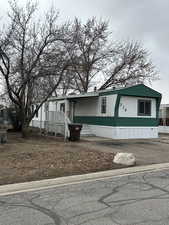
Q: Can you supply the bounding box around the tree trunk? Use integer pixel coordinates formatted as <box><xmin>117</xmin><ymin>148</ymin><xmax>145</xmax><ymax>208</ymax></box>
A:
<box><xmin>8</xmin><ymin>108</ymin><xmax>22</xmax><ymax>132</ymax></box>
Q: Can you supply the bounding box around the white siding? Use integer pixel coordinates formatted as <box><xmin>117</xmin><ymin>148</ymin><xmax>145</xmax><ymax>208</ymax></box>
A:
<box><xmin>98</xmin><ymin>94</ymin><xmax>117</xmax><ymax>117</ymax></box>
<box><xmin>74</xmin><ymin>94</ymin><xmax>117</xmax><ymax>117</ymax></box>
<box><xmin>30</xmin><ymin>103</ymin><xmax>46</xmax><ymax>128</ymax></box>
<box><xmin>48</xmin><ymin>101</ymin><xmax>57</xmax><ymax>111</ymax></box>
<box><xmin>32</xmin><ymin>103</ymin><xmax>46</xmax><ymax>121</ymax></box>
<box><xmin>119</xmin><ymin>96</ymin><xmax>156</xmax><ymax>118</ymax></box>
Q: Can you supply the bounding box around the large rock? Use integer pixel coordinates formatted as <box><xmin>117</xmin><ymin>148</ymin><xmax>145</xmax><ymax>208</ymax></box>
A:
<box><xmin>113</xmin><ymin>153</ymin><xmax>136</xmax><ymax>166</ymax></box>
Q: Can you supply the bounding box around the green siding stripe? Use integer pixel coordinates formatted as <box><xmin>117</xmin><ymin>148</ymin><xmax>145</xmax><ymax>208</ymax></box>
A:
<box><xmin>74</xmin><ymin>116</ymin><xmax>159</xmax><ymax>127</ymax></box>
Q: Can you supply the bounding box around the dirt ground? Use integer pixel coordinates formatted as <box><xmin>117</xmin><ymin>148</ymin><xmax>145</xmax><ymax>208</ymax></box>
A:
<box><xmin>0</xmin><ymin>133</ymin><xmax>126</xmax><ymax>185</ymax></box>
<box><xmin>80</xmin><ymin>134</ymin><xmax>169</xmax><ymax>166</ymax></box>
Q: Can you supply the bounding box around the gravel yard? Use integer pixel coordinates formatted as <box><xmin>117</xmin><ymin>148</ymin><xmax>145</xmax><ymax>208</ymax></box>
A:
<box><xmin>0</xmin><ymin>133</ymin><xmax>125</xmax><ymax>185</ymax></box>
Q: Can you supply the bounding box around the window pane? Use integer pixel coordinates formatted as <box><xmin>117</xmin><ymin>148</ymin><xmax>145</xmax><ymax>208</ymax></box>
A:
<box><xmin>145</xmin><ymin>101</ymin><xmax>151</xmax><ymax>115</ymax></box>
<box><xmin>101</xmin><ymin>97</ymin><xmax>106</xmax><ymax>114</ymax></box>
<box><xmin>60</xmin><ymin>103</ymin><xmax>65</xmax><ymax>113</ymax></box>
<box><xmin>138</xmin><ymin>100</ymin><xmax>151</xmax><ymax>116</ymax></box>
<box><xmin>138</xmin><ymin>101</ymin><xmax>145</xmax><ymax>114</ymax></box>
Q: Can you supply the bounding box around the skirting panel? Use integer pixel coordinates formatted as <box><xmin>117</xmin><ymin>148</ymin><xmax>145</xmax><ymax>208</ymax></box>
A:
<box><xmin>88</xmin><ymin>125</ymin><xmax>158</xmax><ymax>139</ymax></box>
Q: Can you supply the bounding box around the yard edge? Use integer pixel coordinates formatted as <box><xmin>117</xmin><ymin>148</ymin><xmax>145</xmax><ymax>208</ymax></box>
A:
<box><xmin>1</xmin><ymin>162</ymin><xmax>169</xmax><ymax>196</ymax></box>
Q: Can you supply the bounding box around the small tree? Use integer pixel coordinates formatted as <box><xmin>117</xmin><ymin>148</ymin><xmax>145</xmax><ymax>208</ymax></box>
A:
<box><xmin>0</xmin><ymin>1</ymin><xmax>70</xmax><ymax>136</ymax></box>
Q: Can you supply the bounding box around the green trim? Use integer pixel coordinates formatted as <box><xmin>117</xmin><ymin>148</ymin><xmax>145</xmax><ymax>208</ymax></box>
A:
<box><xmin>116</xmin><ymin>117</ymin><xmax>159</xmax><ymax>127</ymax></box>
<box><xmin>114</xmin><ymin>94</ymin><xmax>121</xmax><ymax>118</ymax></box>
<box><xmin>74</xmin><ymin>116</ymin><xmax>159</xmax><ymax>127</ymax></box>
<box><xmin>99</xmin><ymin>84</ymin><xmax>161</xmax><ymax>98</ymax></box>
<box><xmin>74</xmin><ymin>116</ymin><xmax>116</xmax><ymax>126</ymax></box>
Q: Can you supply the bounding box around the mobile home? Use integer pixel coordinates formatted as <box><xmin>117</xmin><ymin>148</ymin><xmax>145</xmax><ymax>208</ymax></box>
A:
<box><xmin>31</xmin><ymin>84</ymin><xmax>161</xmax><ymax>139</ymax></box>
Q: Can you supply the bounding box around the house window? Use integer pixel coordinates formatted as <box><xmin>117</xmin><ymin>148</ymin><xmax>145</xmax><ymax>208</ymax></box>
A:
<box><xmin>138</xmin><ymin>100</ymin><xmax>151</xmax><ymax>116</ymax></box>
<box><xmin>60</xmin><ymin>103</ymin><xmax>65</xmax><ymax>113</ymax></box>
<box><xmin>101</xmin><ymin>97</ymin><xmax>107</xmax><ymax>114</ymax></box>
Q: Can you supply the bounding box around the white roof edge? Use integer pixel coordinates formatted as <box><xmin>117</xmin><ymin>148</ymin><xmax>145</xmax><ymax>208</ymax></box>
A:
<box><xmin>48</xmin><ymin>84</ymin><xmax>155</xmax><ymax>101</ymax></box>
<box><xmin>49</xmin><ymin>92</ymin><xmax>99</xmax><ymax>101</ymax></box>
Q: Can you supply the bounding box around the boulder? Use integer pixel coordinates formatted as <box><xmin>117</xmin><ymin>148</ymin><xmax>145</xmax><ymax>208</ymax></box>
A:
<box><xmin>113</xmin><ymin>153</ymin><xmax>136</xmax><ymax>166</ymax></box>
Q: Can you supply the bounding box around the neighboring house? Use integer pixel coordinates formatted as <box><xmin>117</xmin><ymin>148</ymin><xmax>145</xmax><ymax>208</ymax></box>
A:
<box><xmin>0</xmin><ymin>95</ymin><xmax>11</xmax><ymax>126</ymax></box>
<box><xmin>0</xmin><ymin>105</ymin><xmax>9</xmax><ymax>125</ymax></box>
<box><xmin>31</xmin><ymin>84</ymin><xmax>161</xmax><ymax>139</ymax></box>
<box><xmin>159</xmin><ymin>104</ymin><xmax>169</xmax><ymax>133</ymax></box>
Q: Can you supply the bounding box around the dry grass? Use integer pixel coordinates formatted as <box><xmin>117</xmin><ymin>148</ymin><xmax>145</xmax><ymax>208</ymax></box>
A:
<box><xmin>0</xmin><ymin>133</ymin><xmax>124</xmax><ymax>185</ymax></box>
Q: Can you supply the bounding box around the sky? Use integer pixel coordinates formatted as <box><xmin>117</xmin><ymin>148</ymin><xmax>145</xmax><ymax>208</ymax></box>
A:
<box><xmin>0</xmin><ymin>0</ymin><xmax>168</xmax><ymax>103</ymax></box>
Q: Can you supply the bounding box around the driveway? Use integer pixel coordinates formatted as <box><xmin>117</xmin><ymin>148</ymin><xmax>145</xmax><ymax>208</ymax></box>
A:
<box><xmin>1</xmin><ymin>168</ymin><xmax>169</xmax><ymax>224</ymax></box>
<box><xmin>80</xmin><ymin>134</ymin><xmax>169</xmax><ymax>166</ymax></box>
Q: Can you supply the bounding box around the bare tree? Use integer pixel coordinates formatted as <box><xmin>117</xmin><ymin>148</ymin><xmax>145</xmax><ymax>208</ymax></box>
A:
<box><xmin>65</xmin><ymin>17</ymin><xmax>112</xmax><ymax>93</ymax></box>
<box><xmin>39</xmin><ymin>17</ymin><xmax>157</xmax><ymax>95</ymax></box>
<box><xmin>99</xmin><ymin>41</ymin><xmax>157</xmax><ymax>90</ymax></box>
<box><xmin>0</xmin><ymin>1</ymin><xmax>70</xmax><ymax>136</ymax></box>
<box><xmin>65</xmin><ymin>18</ymin><xmax>157</xmax><ymax>93</ymax></box>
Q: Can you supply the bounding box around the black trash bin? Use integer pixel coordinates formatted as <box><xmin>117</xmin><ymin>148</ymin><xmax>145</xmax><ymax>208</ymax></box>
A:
<box><xmin>68</xmin><ymin>123</ymin><xmax>83</xmax><ymax>141</ymax></box>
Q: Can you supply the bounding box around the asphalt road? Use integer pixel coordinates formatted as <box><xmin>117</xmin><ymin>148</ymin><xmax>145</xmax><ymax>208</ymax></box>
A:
<box><xmin>1</xmin><ymin>169</ymin><xmax>169</xmax><ymax>225</ymax></box>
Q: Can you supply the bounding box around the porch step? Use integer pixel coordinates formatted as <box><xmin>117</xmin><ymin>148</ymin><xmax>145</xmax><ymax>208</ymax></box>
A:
<box><xmin>81</xmin><ymin>124</ymin><xmax>95</xmax><ymax>136</ymax></box>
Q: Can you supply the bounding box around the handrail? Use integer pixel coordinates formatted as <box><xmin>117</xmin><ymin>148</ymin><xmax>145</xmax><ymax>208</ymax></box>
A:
<box><xmin>31</xmin><ymin>110</ymin><xmax>72</xmax><ymax>139</ymax></box>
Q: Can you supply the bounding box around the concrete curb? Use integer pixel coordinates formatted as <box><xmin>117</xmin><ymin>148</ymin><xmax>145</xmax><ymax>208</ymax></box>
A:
<box><xmin>1</xmin><ymin>163</ymin><xmax>169</xmax><ymax>196</ymax></box>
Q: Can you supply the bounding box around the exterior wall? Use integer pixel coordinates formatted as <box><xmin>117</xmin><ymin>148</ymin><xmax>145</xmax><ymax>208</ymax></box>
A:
<box><xmin>30</xmin><ymin>100</ymin><xmax>67</xmax><ymax>135</ymax></box>
<box><xmin>56</xmin><ymin>100</ymin><xmax>66</xmax><ymax>112</ymax></box>
<box><xmin>119</xmin><ymin>96</ymin><xmax>156</xmax><ymax>118</ymax></box>
<box><xmin>98</xmin><ymin>94</ymin><xmax>117</xmax><ymax>117</ymax></box>
<box><xmin>75</xmin><ymin>97</ymin><xmax>99</xmax><ymax>116</ymax></box>
<box><xmin>49</xmin><ymin>101</ymin><xmax>56</xmax><ymax>111</ymax></box>
<box><xmin>89</xmin><ymin>125</ymin><xmax>158</xmax><ymax>139</ymax></box>
<box><xmin>74</xmin><ymin>95</ymin><xmax>117</xmax><ymax>117</ymax></box>
<box><xmin>31</xmin><ymin>103</ymin><xmax>46</xmax><ymax>128</ymax></box>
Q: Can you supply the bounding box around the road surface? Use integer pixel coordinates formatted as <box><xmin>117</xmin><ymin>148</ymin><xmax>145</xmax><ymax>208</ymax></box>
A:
<box><xmin>0</xmin><ymin>169</ymin><xmax>169</xmax><ymax>225</ymax></box>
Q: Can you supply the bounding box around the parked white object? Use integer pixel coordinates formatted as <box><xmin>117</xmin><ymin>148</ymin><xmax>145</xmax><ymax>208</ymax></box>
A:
<box><xmin>113</xmin><ymin>153</ymin><xmax>136</xmax><ymax>166</ymax></box>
